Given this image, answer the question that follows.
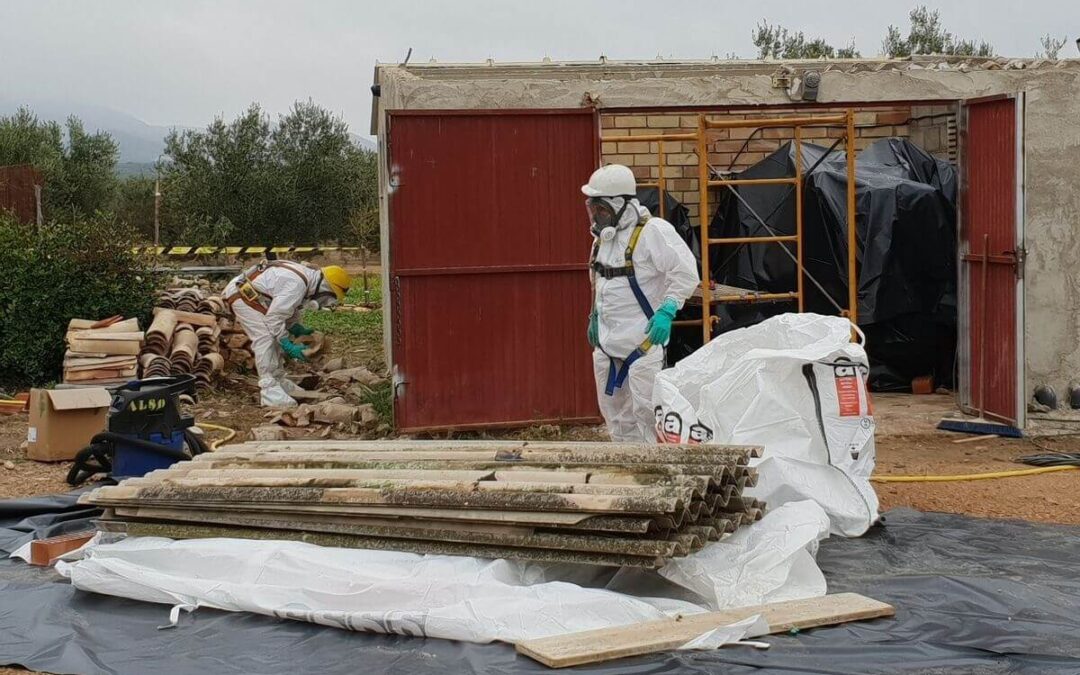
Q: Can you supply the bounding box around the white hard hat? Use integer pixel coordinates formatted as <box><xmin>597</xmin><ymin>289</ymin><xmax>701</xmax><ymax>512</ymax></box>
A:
<box><xmin>581</xmin><ymin>164</ymin><xmax>637</xmax><ymax>198</ymax></box>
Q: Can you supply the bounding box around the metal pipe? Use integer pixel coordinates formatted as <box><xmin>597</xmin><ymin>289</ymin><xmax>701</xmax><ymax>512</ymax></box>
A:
<box><xmin>707</xmin><ymin>235</ymin><xmax>797</xmax><ymax>244</ymax></box>
<box><xmin>707</xmin><ymin>177</ymin><xmax>798</xmax><ymax>187</ymax></box>
<box><xmin>657</xmin><ymin>141</ymin><xmax>666</xmax><ymax>218</ymax></box>
<box><xmin>697</xmin><ymin>114</ymin><xmax>712</xmax><ymax>343</ymax></box>
<box><xmin>794</xmin><ymin>127</ymin><xmax>805</xmax><ymax>312</ymax></box>
<box><xmin>601</xmin><ymin>133</ymin><xmax>699</xmax><ymax>143</ymax></box>
<box><xmin>846</xmin><ymin>108</ymin><xmax>858</xmax><ymax>324</ymax></box>
<box><xmin>705</xmin><ymin>115</ymin><xmax>847</xmax><ymax>129</ymax></box>
<box><xmin>711</xmin><ymin>291</ymin><xmax>799</xmax><ymax>303</ymax></box>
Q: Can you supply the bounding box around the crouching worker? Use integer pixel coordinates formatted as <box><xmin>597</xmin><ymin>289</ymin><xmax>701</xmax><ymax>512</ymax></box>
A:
<box><xmin>224</xmin><ymin>260</ymin><xmax>352</xmax><ymax>407</ymax></box>
<box><xmin>583</xmin><ymin>165</ymin><xmax>698</xmax><ymax>442</ymax></box>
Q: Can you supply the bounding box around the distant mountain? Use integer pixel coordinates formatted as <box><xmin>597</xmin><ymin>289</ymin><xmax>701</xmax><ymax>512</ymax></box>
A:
<box><xmin>0</xmin><ymin>96</ymin><xmax>188</xmax><ymax>164</ymax></box>
<box><xmin>1</xmin><ymin>97</ymin><xmax>379</xmax><ymax>168</ymax></box>
<box><xmin>352</xmin><ymin>134</ymin><xmax>378</xmax><ymax>153</ymax></box>
<box><xmin>116</xmin><ymin>162</ymin><xmax>158</xmax><ymax>178</ymax></box>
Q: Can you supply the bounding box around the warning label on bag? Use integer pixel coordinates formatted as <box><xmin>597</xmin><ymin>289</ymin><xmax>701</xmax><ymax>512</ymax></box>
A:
<box><xmin>833</xmin><ymin>364</ymin><xmax>862</xmax><ymax>417</ymax></box>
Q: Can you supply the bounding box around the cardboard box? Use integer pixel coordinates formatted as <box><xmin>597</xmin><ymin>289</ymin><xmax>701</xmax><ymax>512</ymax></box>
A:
<box><xmin>27</xmin><ymin>388</ymin><xmax>112</xmax><ymax>462</ymax></box>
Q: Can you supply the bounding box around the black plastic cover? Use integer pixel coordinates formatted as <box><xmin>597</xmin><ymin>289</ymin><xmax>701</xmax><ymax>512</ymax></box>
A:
<box><xmin>691</xmin><ymin>139</ymin><xmax>958</xmax><ymax>390</ymax></box>
<box><xmin>3</xmin><ymin>494</ymin><xmax>1080</xmax><ymax>674</ymax></box>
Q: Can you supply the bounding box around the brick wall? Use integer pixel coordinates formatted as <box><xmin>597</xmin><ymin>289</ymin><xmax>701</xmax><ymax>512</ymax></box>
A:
<box><xmin>600</xmin><ymin>105</ymin><xmax>955</xmax><ymax>221</ymax></box>
<box><xmin>908</xmin><ymin>104</ymin><xmax>958</xmax><ymax>161</ymax></box>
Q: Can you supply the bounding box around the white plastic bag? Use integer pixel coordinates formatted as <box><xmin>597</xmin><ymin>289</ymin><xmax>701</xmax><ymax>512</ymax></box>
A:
<box><xmin>653</xmin><ymin>313</ymin><xmax>879</xmax><ymax>536</ymax></box>
<box><xmin>55</xmin><ymin>502</ymin><xmax>833</xmax><ymax>644</ymax></box>
<box><xmin>659</xmin><ymin>500</ymin><xmax>830</xmax><ymax>609</ymax></box>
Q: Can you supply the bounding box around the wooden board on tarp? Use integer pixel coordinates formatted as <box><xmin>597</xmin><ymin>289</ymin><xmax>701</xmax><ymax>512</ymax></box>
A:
<box><xmin>514</xmin><ymin>592</ymin><xmax>895</xmax><ymax>668</ymax></box>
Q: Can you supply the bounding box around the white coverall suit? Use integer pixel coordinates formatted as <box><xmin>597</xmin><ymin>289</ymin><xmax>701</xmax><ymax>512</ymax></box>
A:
<box><xmin>592</xmin><ymin>203</ymin><xmax>699</xmax><ymax>442</ymax></box>
<box><xmin>224</xmin><ymin>262</ymin><xmax>324</xmax><ymax>407</ymax></box>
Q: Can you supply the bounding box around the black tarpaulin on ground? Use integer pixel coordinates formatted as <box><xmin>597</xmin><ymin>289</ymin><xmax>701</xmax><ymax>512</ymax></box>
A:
<box><xmin>694</xmin><ymin>139</ymin><xmax>958</xmax><ymax>391</ymax></box>
<box><xmin>3</xmin><ymin>496</ymin><xmax>1080</xmax><ymax>675</ymax></box>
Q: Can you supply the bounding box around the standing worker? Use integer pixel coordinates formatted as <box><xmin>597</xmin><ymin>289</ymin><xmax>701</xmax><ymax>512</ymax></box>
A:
<box><xmin>224</xmin><ymin>260</ymin><xmax>352</xmax><ymax>407</ymax></box>
<box><xmin>583</xmin><ymin>165</ymin><xmax>699</xmax><ymax>442</ymax></box>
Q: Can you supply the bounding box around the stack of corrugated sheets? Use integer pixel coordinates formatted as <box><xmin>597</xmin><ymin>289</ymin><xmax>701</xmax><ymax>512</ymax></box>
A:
<box><xmin>83</xmin><ymin>440</ymin><xmax>764</xmax><ymax>568</ymax></box>
<box><xmin>63</xmin><ymin>317</ymin><xmax>143</xmax><ymax>386</ymax></box>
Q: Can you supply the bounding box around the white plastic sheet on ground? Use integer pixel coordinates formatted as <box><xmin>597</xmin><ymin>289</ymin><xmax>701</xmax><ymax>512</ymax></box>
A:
<box><xmin>653</xmin><ymin>313</ymin><xmax>879</xmax><ymax>536</ymax></box>
<box><xmin>56</xmin><ymin>501</ymin><xmax>830</xmax><ymax>646</ymax></box>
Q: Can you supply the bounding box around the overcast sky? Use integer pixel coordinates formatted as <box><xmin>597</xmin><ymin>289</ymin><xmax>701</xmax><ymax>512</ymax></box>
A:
<box><xmin>1</xmin><ymin>0</ymin><xmax>1076</xmax><ymax>134</ymax></box>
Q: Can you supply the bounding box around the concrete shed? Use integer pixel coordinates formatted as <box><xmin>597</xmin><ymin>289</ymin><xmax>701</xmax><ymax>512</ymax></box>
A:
<box><xmin>372</xmin><ymin>56</ymin><xmax>1080</xmax><ymax>432</ymax></box>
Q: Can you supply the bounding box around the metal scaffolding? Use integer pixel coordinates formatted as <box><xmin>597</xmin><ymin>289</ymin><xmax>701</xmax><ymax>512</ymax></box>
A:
<box><xmin>602</xmin><ymin>110</ymin><xmax>859</xmax><ymax>344</ymax></box>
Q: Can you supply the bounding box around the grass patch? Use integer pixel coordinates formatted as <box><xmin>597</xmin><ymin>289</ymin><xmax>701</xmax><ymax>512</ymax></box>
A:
<box><xmin>303</xmin><ymin>272</ymin><xmax>384</xmax><ymax>369</ymax></box>
<box><xmin>361</xmin><ymin>380</ymin><xmax>393</xmax><ymax>426</ymax></box>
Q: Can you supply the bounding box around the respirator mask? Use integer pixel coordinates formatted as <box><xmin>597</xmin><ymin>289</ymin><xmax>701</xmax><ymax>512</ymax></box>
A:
<box><xmin>587</xmin><ymin>196</ymin><xmax>633</xmax><ymax>242</ymax></box>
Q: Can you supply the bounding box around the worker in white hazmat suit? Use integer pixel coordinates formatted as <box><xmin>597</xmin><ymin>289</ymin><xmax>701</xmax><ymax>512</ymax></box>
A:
<box><xmin>583</xmin><ymin>165</ymin><xmax>699</xmax><ymax>442</ymax></box>
<box><xmin>224</xmin><ymin>260</ymin><xmax>352</xmax><ymax>407</ymax></box>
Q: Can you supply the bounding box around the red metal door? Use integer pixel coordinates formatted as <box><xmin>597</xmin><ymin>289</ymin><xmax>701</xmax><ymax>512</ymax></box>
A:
<box><xmin>961</xmin><ymin>96</ymin><xmax>1024</xmax><ymax>425</ymax></box>
<box><xmin>387</xmin><ymin>109</ymin><xmax>600</xmax><ymax>432</ymax></box>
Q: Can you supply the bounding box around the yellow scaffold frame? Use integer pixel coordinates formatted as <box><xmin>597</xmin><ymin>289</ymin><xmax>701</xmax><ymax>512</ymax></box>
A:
<box><xmin>602</xmin><ymin>110</ymin><xmax>858</xmax><ymax>344</ymax></box>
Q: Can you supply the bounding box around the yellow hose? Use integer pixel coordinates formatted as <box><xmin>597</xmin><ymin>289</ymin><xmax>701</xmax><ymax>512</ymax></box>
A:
<box><xmin>196</xmin><ymin>422</ymin><xmax>237</xmax><ymax>450</ymax></box>
<box><xmin>871</xmin><ymin>465</ymin><xmax>1080</xmax><ymax>483</ymax></box>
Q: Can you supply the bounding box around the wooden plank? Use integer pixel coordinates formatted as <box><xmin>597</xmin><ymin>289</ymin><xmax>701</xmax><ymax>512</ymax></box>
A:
<box><xmin>515</xmin><ymin>593</ymin><xmax>895</xmax><ymax>668</ymax></box>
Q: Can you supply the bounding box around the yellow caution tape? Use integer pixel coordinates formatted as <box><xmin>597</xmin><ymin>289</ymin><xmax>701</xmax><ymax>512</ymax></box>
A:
<box><xmin>135</xmin><ymin>246</ymin><xmax>365</xmax><ymax>256</ymax></box>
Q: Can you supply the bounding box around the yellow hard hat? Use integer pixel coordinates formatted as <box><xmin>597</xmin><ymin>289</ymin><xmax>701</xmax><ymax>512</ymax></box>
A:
<box><xmin>320</xmin><ymin>265</ymin><xmax>353</xmax><ymax>301</ymax></box>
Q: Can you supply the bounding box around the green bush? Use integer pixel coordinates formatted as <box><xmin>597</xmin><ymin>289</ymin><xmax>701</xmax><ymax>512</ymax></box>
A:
<box><xmin>0</xmin><ymin>212</ymin><xmax>162</xmax><ymax>386</ymax></box>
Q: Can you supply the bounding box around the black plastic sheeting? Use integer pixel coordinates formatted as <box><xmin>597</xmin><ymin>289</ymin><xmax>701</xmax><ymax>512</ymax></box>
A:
<box><xmin>3</xmin><ymin>494</ymin><xmax>1080</xmax><ymax>675</ymax></box>
<box><xmin>687</xmin><ymin>139</ymin><xmax>958</xmax><ymax>391</ymax></box>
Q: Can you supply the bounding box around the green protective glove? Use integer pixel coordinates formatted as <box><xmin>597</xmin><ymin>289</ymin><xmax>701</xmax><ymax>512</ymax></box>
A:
<box><xmin>587</xmin><ymin>308</ymin><xmax>599</xmax><ymax>348</ymax></box>
<box><xmin>279</xmin><ymin>336</ymin><xmax>308</xmax><ymax>361</ymax></box>
<box><xmin>645</xmin><ymin>297</ymin><xmax>679</xmax><ymax>346</ymax></box>
<box><xmin>289</xmin><ymin>323</ymin><xmax>315</xmax><ymax>337</ymax></box>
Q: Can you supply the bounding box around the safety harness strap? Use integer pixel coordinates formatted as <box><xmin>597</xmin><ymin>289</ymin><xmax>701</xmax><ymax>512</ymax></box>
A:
<box><xmin>604</xmin><ymin>340</ymin><xmax>653</xmax><ymax>396</ymax></box>
<box><xmin>593</xmin><ymin>217</ymin><xmax>657</xmax><ymax>396</ymax></box>
<box><xmin>224</xmin><ymin>260</ymin><xmax>311</xmax><ymax>315</ymax></box>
